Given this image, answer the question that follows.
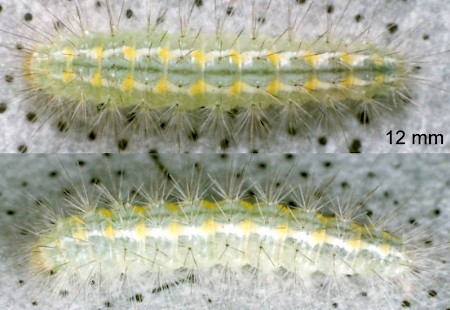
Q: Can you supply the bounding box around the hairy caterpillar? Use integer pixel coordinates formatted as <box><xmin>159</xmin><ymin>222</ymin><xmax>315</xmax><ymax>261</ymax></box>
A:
<box><xmin>1</xmin><ymin>154</ymin><xmax>448</xmax><ymax>309</ymax></box>
<box><xmin>1</xmin><ymin>0</ymin><xmax>447</xmax><ymax>152</ymax></box>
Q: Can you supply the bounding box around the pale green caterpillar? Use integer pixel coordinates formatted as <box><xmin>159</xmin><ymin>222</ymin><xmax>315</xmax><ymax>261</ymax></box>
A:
<box><xmin>26</xmin><ymin>30</ymin><xmax>405</xmax><ymax>115</ymax></box>
<box><xmin>4</xmin><ymin>154</ymin><xmax>449</xmax><ymax>309</ymax></box>
<box><xmin>32</xmin><ymin>199</ymin><xmax>411</xmax><ymax>283</ymax></box>
<box><xmin>5</xmin><ymin>0</ymin><xmax>424</xmax><ymax>151</ymax></box>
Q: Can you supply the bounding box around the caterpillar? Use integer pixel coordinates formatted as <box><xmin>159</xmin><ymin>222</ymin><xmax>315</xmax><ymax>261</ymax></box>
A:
<box><xmin>2</xmin><ymin>154</ymin><xmax>448</xmax><ymax>309</ymax></box>
<box><xmin>1</xmin><ymin>0</ymin><xmax>447</xmax><ymax>152</ymax></box>
<box><xmin>31</xmin><ymin>194</ymin><xmax>412</xmax><ymax>288</ymax></box>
